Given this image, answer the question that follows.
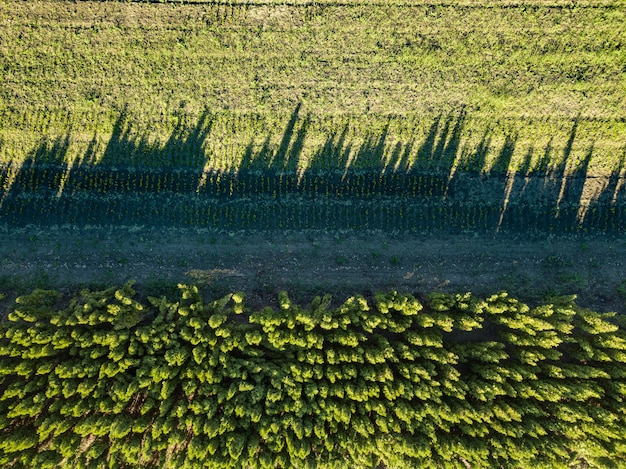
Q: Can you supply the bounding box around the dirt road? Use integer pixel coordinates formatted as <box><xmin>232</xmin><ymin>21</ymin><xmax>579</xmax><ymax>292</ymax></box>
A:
<box><xmin>0</xmin><ymin>226</ymin><xmax>624</xmax><ymax>314</ymax></box>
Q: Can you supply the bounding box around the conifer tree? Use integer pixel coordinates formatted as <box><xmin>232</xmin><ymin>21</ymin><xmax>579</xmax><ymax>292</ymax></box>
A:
<box><xmin>1</xmin><ymin>285</ymin><xmax>626</xmax><ymax>467</ymax></box>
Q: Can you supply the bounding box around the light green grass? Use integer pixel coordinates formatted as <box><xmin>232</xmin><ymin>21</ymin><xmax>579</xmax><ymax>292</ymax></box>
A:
<box><xmin>0</xmin><ymin>0</ymin><xmax>625</xmax><ymax>174</ymax></box>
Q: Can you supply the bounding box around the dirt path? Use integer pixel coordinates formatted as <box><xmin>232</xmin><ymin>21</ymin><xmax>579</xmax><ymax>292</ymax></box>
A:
<box><xmin>0</xmin><ymin>226</ymin><xmax>624</xmax><ymax>313</ymax></box>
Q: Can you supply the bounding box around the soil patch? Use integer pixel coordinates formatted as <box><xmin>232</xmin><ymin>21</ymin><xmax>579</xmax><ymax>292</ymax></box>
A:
<box><xmin>0</xmin><ymin>226</ymin><xmax>624</xmax><ymax>314</ymax></box>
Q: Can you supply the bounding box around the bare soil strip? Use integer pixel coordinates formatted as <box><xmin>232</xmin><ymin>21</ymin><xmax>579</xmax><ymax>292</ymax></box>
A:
<box><xmin>0</xmin><ymin>226</ymin><xmax>623</xmax><ymax>314</ymax></box>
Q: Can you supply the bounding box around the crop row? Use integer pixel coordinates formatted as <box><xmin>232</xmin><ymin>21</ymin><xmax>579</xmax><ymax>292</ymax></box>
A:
<box><xmin>1</xmin><ymin>166</ymin><xmax>462</xmax><ymax>198</ymax></box>
<box><xmin>1</xmin><ymin>190</ymin><xmax>624</xmax><ymax>233</ymax></box>
<box><xmin>3</xmin><ymin>161</ymin><xmax>624</xmax><ymax>203</ymax></box>
<box><xmin>1</xmin><ymin>155</ymin><xmax>624</xmax><ymax>232</ymax></box>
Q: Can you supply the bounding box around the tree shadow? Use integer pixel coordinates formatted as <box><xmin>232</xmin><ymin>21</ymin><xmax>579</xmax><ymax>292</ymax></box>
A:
<box><xmin>99</xmin><ymin>105</ymin><xmax>213</xmax><ymax>169</ymax></box>
<box><xmin>1</xmin><ymin>105</ymin><xmax>624</xmax><ymax>233</ymax></box>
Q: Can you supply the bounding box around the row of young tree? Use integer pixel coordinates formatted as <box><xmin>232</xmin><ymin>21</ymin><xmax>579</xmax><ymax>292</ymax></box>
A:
<box><xmin>1</xmin><ymin>282</ymin><xmax>625</xmax><ymax>468</ymax></box>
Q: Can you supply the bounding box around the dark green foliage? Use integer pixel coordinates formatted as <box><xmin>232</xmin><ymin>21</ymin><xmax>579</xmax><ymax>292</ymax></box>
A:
<box><xmin>1</xmin><ymin>284</ymin><xmax>625</xmax><ymax>468</ymax></box>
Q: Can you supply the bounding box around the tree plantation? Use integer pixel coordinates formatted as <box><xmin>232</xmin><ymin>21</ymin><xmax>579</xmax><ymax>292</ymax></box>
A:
<box><xmin>1</xmin><ymin>283</ymin><xmax>625</xmax><ymax>468</ymax></box>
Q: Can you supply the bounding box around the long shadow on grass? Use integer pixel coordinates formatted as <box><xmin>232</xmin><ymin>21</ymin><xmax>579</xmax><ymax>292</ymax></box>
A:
<box><xmin>0</xmin><ymin>106</ymin><xmax>624</xmax><ymax>233</ymax></box>
<box><xmin>97</xmin><ymin>105</ymin><xmax>213</xmax><ymax>168</ymax></box>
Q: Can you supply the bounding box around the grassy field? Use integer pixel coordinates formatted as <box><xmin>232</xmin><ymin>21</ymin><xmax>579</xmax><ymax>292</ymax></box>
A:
<box><xmin>0</xmin><ymin>0</ymin><xmax>625</xmax><ymax>234</ymax></box>
<box><xmin>1</xmin><ymin>0</ymin><xmax>625</xmax><ymax>175</ymax></box>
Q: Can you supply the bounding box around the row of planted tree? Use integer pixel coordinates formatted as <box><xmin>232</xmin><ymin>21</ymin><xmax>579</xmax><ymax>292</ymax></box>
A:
<box><xmin>1</xmin><ymin>282</ymin><xmax>625</xmax><ymax>468</ymax></box>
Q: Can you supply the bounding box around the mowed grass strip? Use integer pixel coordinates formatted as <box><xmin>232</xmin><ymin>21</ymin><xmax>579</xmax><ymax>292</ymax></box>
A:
<box><xmin>0</xmin><ymin>0</ymin><xmax>624</xmax><ymax>174</ymax></box>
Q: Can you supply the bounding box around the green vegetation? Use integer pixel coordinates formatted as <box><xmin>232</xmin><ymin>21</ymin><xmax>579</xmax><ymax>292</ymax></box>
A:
<box><xmin>1</xmin><ymin>3</ymin><xmax>625</xmax><ymax>465</ymax></box>
<box><xmin>2</xmin><ymin>0</ymin><xmax>625</xmax><ymax>170</ymax></box>
<box><xmin>1</xmin><ymin>282</ymin><xmax>626</xmax><ymax>468</ymax></box>
<box><xmin>0</xmin><ymin>104</ymin><xmax>623</xmax><ymax>231</ymax></box>
<box><xmin>0</xmin><ymin>1</ymin><xmax>625</xmax><ymax>232</ymax></box>
<box><xmin>2</xmin><ymin>1</ymin><xmax>625</xmax><ymax>123</ymax></box>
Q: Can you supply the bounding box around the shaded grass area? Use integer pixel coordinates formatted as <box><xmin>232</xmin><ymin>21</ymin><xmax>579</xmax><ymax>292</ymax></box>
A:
<box><xmin>1</xmin><ymin>106</ymin><xmax>624</xmax><ymax>232</ymax></box>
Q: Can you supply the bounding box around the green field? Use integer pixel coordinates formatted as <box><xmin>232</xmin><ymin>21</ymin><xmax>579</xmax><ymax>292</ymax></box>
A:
<box><xmin>1</xmin><ymin>0</ymin><xmax>625</xmax><ymax>232</ymax></box>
